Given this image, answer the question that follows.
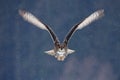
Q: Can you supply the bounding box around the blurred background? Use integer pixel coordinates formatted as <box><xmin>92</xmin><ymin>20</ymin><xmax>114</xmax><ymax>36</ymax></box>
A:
<box><xmin>0</xmin><ymin>0</ymin><xmax>120</xmax><ymax>80</ymax></box>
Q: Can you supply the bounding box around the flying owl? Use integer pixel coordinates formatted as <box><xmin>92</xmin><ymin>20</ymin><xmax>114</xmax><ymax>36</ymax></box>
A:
<box><xmin>19</xmin><ymin>9</ymin><xmax>104</xmax><ymax>61</ymax></box>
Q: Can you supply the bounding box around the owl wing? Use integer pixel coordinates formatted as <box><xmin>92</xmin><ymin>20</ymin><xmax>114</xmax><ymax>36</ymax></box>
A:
<box><xmin>19</xmin><ymin>10</ymin><xmax>59</xmax><ymax>43</ymax></box>
<box><xmin>63</xmin><ymin>9</ymin><xmax>104</xmax><ymax>44</ymax></box>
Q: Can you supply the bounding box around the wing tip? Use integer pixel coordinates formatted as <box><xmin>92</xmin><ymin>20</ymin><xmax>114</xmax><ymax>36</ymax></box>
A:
<box><xmin>97</xmin><ymin>9</ymin><xmax>105</xmax><ymax>17</ymax></box>
<box><xmin>19</xmin><ymin>9</ymin><xmax>25</xmax><ymax>16</ymax></box>
<box><xmin>18</xmin><ymin>9</ymin><xmax>28</xmax><ymax>17</ymax></box>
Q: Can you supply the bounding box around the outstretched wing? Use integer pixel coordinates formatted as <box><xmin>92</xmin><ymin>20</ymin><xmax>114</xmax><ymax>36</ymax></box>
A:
<box><xmin>63</xmin><ymin>9</ymin><xmax>104</xmax><ymax>44</ymax></box>
<box><xmin>19</xmin><ymin>10</ymin><xmax>59</xmax><ymax>43</ymax></box>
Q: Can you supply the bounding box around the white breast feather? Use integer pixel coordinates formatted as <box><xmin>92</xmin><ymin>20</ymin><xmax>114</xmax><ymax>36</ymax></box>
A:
<box><xmin>57</xmin><ymin>50</ymin><xmax>65</xmax><ymax>55</ymax></box>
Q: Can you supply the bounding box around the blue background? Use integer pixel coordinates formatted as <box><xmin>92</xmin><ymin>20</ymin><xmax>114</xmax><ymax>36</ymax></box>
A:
<box><xmin>0</xmin><ymin>0</ymin><xmax>120</xmax><ymax>80</ymax></box>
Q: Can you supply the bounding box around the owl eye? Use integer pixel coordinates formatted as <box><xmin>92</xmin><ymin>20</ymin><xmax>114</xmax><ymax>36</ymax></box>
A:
<box><xmin>58</xmin><ymin>45</ymin><xmax>60</xmax><ymax>48</ymax></box>
<box><xmin>55</xmin><ymin>42</ymin><xmax>60</xmax><ymax>47</ymax></box>
<box><xmin>57</xmin><ymin>43</ymin><xmax>59</xmax><ymax>46</ymax></box>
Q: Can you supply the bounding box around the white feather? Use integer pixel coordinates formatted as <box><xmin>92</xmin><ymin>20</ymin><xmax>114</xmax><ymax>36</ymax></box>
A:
<box><xmin>19</xmin><ymin>10</ymin><xmax>47</xmax><ymax>30</ymax></box>
<box><xmin>67</xmin><ymin>48</ymin><xmax>75</xmax><ymax>54</ymax></box>
<box><xmin>45</xmin><ymin>49</ymin><xmax>55</xmax><ymax>56</ymax></box>
<box><xmin>77</xmin><ymin>9</ymin><xmax>104</xmax><ymax>30</ymax></box>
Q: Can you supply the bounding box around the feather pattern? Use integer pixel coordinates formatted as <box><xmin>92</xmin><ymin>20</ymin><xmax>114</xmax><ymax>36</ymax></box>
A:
<box><xmin>19</xmin><ymin>10</ymin><xmax>47</xmax><ymax>30</ymax></box>
<box><xmin>63</xmin><ymin>9</ymin><xmax>104</xmax><ymax>44</ymax></box>
<box><xmin>19</xmin><ymin>10</ymin><xmax>59</xmax><ymax>42</ymax></box>
<box><xmin>77</xmin><ymin>9</ymin><xmax>104</xmax><ymax>30</ymax></box>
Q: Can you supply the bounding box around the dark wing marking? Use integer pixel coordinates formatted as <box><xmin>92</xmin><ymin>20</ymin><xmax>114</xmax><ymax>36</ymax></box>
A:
<box><xmin>63</xmin><ymin>9</ymin><xmax>104</xmax><ymax>44</ymax></box>
<box><xmin>19</xmin><ymin>10</ymin><xmax>59</xmax><ymax>43</ymax></box>
<box><xmin>44</xmin><ymin>24</ymin><xmax>59</xmax><ymax>43</ymax></box>
<box><xmin>63</xmin><ymin>22</ymin><xmax>80</xmax><ymax>44</ymax></box>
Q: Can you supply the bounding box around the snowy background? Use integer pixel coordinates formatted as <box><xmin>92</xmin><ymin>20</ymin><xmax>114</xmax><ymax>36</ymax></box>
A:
<box><xmin>0</xmin><ymin>0</ymin><xmax>120</xmax><ymax>80</ymax></box>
